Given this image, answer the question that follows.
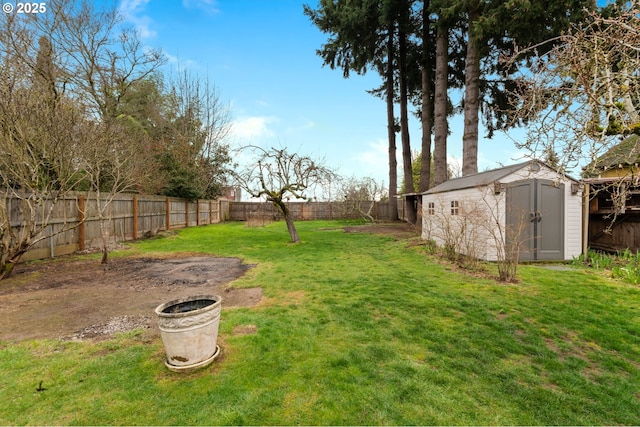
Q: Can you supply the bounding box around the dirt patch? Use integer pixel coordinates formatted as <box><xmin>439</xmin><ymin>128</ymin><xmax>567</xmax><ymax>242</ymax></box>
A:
<box><xmin>0</xmin><ymin>254</ymin><xmax>261</xmax><ymax>342</ymax></box>
<box><xmin>233</xmin><ymin>325</ymin><xmax>258</xmax><ymax>336</ymax></box>
<box><xmin>0</xmin><ymin>223</ymin><xmax>419</xmax><ymax>343</ymax></box>
<box><xmin>343</xmin><ymin>222</ymin><xmax>419</xmax><ymax>240</ymax></box>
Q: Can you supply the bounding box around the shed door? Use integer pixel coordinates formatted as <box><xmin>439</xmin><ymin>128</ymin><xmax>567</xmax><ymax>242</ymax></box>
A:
<box><xmin>506</xmin><ymin>179</ymin><xmax>564</xmax><ymax>261</ymax></box>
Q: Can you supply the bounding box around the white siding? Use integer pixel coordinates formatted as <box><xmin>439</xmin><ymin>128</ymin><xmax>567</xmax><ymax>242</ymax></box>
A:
<box><xmin>421</xmin><ymin>163</ymin><xmax>583</xmax><ymax>261</ymax></box>
<box><xmin>565</xmin><ymin>184</ymin><xmax>584</xmax><ymax>259</ymax></box>
<box><xmin>422</xmin><ymin>186</ymin><xmax>506</xmax><ymax>261</ymax></box>
<box><xmin>499</xmin><ymin>163</ymin><xmax>559</xmax><ymax>183</ymax></box>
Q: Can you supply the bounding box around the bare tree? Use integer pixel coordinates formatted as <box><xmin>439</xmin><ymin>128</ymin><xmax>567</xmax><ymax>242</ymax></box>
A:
<box><xmin>157</xmin><ymin>69</ymin><xmax>234</xmax><ymax>199</ymax></box>
<box><xmin>2</xmin><ymin>0</ymin><xmax>165</xmax><ymax>120</ymax></box>
<box><xmin>423</xmin><ymin>195</ymin><xmax>486</xmax><ymax>265</ymax></box>
<box><xmin>0</xmin><ymin>20</ymin><xmax>89</xmax><ymax>279</ymax></box>
<box><xmin>423</xmin><ymin>191</ymin><xmax>529</xmax><ymax>282</ymax></box>
<box><xmin>77</xmin><ymin>120</ymin><xmax>149</xmax><ymax>264</ymax></box>
<box><xmin>80</xmin><ymin>69</ymin><xmax>233</xmax><ymax>264</ymax></box>
<box><xmin>234</xmin><ymin>146</ymin><xmax>335</xmax><ymax>243</ymax></box>
<box><xmin>0</xmin><ymin>0</ymin><xmax>167</xmax><ymax>275</ymax></box>
<box><xmin>480</xmin><ymin>193</ymin><xmax>528</xmax><ymax>282</ymax></box>
<box><xmin>337</xmin><ymin>176</ymin><xmax>387</xmax><ymax>222</ymax></box>
<box><xmin>503</xmin><ymin>1</ymin><xmax>640</xmax><ymax>174</ymax></box>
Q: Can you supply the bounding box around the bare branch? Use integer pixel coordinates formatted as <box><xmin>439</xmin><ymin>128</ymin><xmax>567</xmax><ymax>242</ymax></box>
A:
<box><xmin>233</xmin><ymin>146</ymin><xmax>336</xmax><ymax>242</ymax></box>
<box><xmin>502</xmin><ymin>2</ymin><xmax>640</xmax><ymax>173</ymax></box>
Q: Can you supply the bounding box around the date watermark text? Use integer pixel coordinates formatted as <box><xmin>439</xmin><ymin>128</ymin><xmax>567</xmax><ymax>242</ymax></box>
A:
<box><xmin>3</xmin><ymin>2</ymin><xmax>48</xmax><ymax>14</ymax></box>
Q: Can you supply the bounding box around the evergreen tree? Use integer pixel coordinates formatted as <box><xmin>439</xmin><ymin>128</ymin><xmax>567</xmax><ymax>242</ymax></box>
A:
<box><xmin>418</xmin><ymin>0</ymin><xmax>433</xmax><ymax>192</ymax></box>
<box><xmin>305</xmin><ymin>0</ymin><xmax>400</xmax><ymax>220</ymax></box>
<box><xmin>458</xmin><ymin>0</ymin><xmax>594</xmax><ymax>175</ymax></box>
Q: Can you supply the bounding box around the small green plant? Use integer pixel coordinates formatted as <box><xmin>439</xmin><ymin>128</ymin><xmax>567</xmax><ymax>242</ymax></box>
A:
<box><xmin>443</xmin><ymin>242</ymin><xmax>458</xmax><ymax>261</ymax></box>
<box><xmin>424</xmin><ymin>239</ymin><xmax>438</xmax><ymax>254</ymax></box>
<box><xmin>571</xmin><ymin>252</ymin><xmax>586</xmax><ymax>266</ymax></box>
<box><xmin>574</xmin><ymin>247</ymin><xmax>640</xmax><ymax>285</ymax></box>
<box><xmin>612</xmin><ymin>266</ymin><xmax>640</xmax><ymax>284</ymax></box>
<box><xmin>572</xmin><ymin>249</ymin><xmax>613</xmax><ymax>269</ymax></box>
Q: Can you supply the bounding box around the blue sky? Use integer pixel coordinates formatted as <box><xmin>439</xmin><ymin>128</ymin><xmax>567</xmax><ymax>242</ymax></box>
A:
<box><xmin>118</xmin><ymin>0</ymin><xmax>524</xmax><ymax>190</ymax></box>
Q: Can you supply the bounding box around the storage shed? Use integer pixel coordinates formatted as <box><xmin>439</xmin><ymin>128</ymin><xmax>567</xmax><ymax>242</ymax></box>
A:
<box><xmin>421</xmin><ymin>160</ymin><xmax>583</xmax><ymax>261</ymax></box>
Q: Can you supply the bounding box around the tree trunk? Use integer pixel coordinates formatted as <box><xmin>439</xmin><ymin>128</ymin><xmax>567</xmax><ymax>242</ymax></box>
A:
<box><xmin>386</xmin><ymin>25</ymin><xmax>399</xmax><ymax>221</ymax></box>
<box><xmin>284</xmin><ymin>214</ymin><xmax>300</xmax><ymax>243</ymax></box>
<box><xmin>433</xmin><ymin>23</ymin><xmax>449</xmax><ymax>186</ymax></box>
<box><xmin>399</xmin><ymin>24</ymin><xmax>417</xmax><ymax>225</ymax></box>
<box><xmin>419</xmin><ymin>0</ymin><xmax>433</xmax><ymax>193</ymax></box>
<box><xmin>0</xmin><ymin>245</ymin><xmax>29</xmax><ymax>280</ymax></box>
<box><xmin>463</xmin><ymin>3</ymin><xmax>480</xmax><ymax>176</ymax></box>
<box><xmin>0</xmin><ymin>262</ymin><xmax>15</xmax><ymax>281</ymax></box>
<box><xmin>99</xmin><ymin>217</ymin><xmax>110</xmax><ymax>264</ymax></box>
<box><xmin>274</xmin><ymin>200</ymin><xmax>300</xmax><ymax>243</ymax></box>
<box><xmin>0</xmin><ymin>199</ymin><xmax>33</xmax><ymax>280</ymax></box>
<box><xmin>96</xmin><ymin>191</ymin><xmax>111</xmax><ymax>264</ymax></box>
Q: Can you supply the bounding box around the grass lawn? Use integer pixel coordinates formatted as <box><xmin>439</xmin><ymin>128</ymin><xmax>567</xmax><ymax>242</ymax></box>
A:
<box><xmin>1</xmin><ymin>220</ymin><xmax>639</xmax><ymax>425</ymax></box>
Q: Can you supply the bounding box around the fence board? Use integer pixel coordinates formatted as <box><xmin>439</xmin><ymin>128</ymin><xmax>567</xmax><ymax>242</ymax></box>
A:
<box><xmin>226</xmin><ymin>201</ymin><xmax>399</xmax><ymax>222</ymax></box>
<box><xmin>589</xmin><ymin>215</ymin><xmax>640</xmax><ymax>252</ymax></box>
<box><xmin>2</xmin><ymin>192</ymin><xmax>225</xmax><ymax>262</ymax></box>
<box><xmin>4</xmin><ymin>191</ymin><xmax>400</xmax><ymax>263</ymax></box>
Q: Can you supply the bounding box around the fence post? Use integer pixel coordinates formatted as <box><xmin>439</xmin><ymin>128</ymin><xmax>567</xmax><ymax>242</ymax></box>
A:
<box><xmin>132</xmin><ymin>195</ymin><xmax>138</xmax><ymax>240</ymax></box>
<box><xmin>78</xmin><ymin>195</ymin><xmax>85</xmax><ymax>251</ymax></box>
<box><xmin>209</xmin><ymin>200</ymin><xmax>213</xmax><ymax>224</ymax></box>
<box><xmin>166</xmin><ymin>197</ymin><xmax>170</xmax><ymax>231</ymax></box>
<box><xmin>196</xmin><ymin>199</ymin><xmax>200</xmax><ymax>226</ymax></box>
<box><xmin>185</xmin><ymin>200</ymin><xmax>189</xmax><ymax>228</ymax></box>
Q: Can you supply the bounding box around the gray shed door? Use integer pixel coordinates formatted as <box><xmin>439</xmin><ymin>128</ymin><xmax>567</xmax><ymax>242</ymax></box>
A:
<box><xmin>506</xmin><ymin>179</ymin><xmax>564</xmax><ymax>261</ymax></box>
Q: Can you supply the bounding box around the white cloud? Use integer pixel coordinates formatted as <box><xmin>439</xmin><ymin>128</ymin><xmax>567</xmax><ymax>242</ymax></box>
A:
<box><xmin>182</xmin><ymin>0</ymin><xmax>220</xmax><ymax>14</ymax></box>
<box><xmin>356</xmin><ymin>139</ymin><xmax>388</xmax><ymax>170</ymax></box>
<box><xmin>284</xmin><ymin>119</ymin><xmax>316</xmax><ymax>135</ymax></box>
<box><xmin>118</xmin><ymin>0</ymin><xmax>157</xmax><ymax>39</ymax></box>
<box><xmin>349</xmin><ymin>139</ymin><xmax>397</xmax><ymax>184</ymax></box>
<box><xmin>163</xmin><ymin>51</ymin><xmax>179</xmax><ymax>63</ymax></box>
<box><xmin>231</xmin><ymin>116</ymin><xmax>278</xmax><ymax>142</ymax></box>
<box><xmin>163</xmin><ymin>52</ymin><xmax>199</xmax><ymax>69</ymax></box>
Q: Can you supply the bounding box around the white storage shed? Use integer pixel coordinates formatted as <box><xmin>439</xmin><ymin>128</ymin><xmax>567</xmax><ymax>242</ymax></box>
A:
<box><xmin>421</xmin><ymin>160</ymin><xmax>583</xmax><ymax>261</ymax></box>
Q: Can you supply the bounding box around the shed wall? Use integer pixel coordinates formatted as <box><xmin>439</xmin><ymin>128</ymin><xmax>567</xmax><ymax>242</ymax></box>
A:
<box><xmin>422</xmin><ymin>164</ymin><xmax>583</xmax><ymax>261</ymax></box>
<box><xmin>422</xmin><ymin>186</ymin><xmax>505</xmax><ymax>261</ymax></box>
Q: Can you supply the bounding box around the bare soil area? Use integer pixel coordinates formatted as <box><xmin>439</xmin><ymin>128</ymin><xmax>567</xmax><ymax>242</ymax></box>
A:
<box><xmin>343</xmin><ymin>221</ymin><xmax>419</xmax><ymax>240</ymax></box>
<box><xmin>0</xmin><ymin>254</ymin><xmax>260</xmax><ymax>342</ymax></box>
<box><xmin>0</xmin><ymin>222</ymin><xmax>418</xmax><ymax>343</ymax></box>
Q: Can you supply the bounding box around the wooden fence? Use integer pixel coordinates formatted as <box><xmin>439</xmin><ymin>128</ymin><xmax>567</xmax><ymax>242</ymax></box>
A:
<box><xmin>6</xmin><ymin>193</ymin><xmax>404</xmax><ymax>263</ymax></box>
<box><xmin>6</xmin><ymin>192</ymin><xmax>230</xmax><ymax>262</ymax></box>
<box><xmin>227</xmin><ymin>200</ymin><xmax>398</xmax><ymax>222</ymax></box>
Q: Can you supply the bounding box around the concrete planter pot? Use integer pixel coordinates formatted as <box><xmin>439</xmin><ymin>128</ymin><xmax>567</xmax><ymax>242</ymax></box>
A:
<box><xmin>155</xmin><ymin>294</ymin><xmax>222</xmax><ymax>372</ymax></box>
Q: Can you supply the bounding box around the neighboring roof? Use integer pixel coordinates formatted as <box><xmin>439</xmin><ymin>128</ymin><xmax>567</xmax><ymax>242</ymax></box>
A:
<box><xmin>583</xmin><ymin>135</ymin><xmax>640</xmax><ymax>177</ymax></box>
<box><xmin>423</xmin><ymin>160</ymin><xmax>576</xmax><ymax>195</ymax></box>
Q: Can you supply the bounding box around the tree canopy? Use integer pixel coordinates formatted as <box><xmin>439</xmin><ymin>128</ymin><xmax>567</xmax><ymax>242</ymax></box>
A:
<box><xmin>503</xmin><ymin>0</ymin><xmax>640</xmax><ymax>175</ymax></box>
<box><xmin>0</xmin><ymin>0</ymin><xmax>234</xmax><ymax>276</ymax></box>
<box><xmin>306</xmin><ymin>0</ymin><xmax>594</xmax><ymax>194</ymax></box>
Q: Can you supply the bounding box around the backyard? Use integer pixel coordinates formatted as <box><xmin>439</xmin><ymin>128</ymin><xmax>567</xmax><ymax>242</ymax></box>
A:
<box><xmin>0</xmin><ymin>220</ymin><xmax>639</xmax><ymax>425</ymax></box>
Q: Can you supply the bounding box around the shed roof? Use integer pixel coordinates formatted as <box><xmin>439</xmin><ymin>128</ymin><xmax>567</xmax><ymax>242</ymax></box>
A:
<box><xmin>423</xmin><ymin>160</ymin><xmax>576</xmax><ymax>195</ymax></box>
<box><xmin>583</xmin><ymin>135</ymin><xmax>640</xmax><ymax>177</ymax></box>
